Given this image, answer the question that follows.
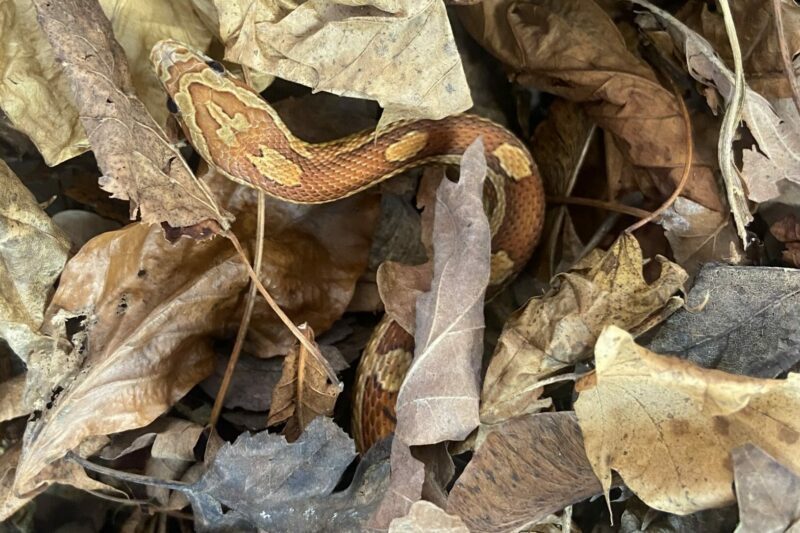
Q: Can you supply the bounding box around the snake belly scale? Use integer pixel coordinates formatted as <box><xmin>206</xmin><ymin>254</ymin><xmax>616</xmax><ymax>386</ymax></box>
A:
<box><xmin>151</xmin><ymin>40</ymin><xmax>546</xmax><ymax>453</ymax></box>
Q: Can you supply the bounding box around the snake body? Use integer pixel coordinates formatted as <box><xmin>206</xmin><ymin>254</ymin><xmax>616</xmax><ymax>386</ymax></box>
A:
<box><xmin>151</xmin><ymin>40</ymin><xmax>545</xmax><ymax>452</ymax></box>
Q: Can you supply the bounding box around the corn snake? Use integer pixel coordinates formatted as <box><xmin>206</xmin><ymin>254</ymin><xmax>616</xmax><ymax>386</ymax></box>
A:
<box><xmin>151</xmin><ymin>40</ymin><xmax>545</xmax><ymax>453</ymax></box>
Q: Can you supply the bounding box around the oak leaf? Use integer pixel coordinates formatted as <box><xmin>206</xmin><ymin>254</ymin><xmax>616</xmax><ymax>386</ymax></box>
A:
<box><xmin>267</xmin><ymin>325</ymin><xmax>341</xmax><ymax>441</ymax></box>
<box><xmin>482</xmin><ymin>234</ymin><xmax>686</xmax><ymax>425</ymax></box>
<box><xmin>212</xmin><ymin>0</ymin><xmax>472</xmax><ymax>128</ymax></box>
<box><xmin>576</xmin><ymin>326</ymin><xmax>800</xmax><ymax>515</ymax></box>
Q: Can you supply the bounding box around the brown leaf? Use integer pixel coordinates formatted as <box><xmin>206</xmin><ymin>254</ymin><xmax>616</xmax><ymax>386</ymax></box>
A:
<box><xmin>389</xmin><ymin>501</ymin><xmax>469</xmax><ymax>533</ymax></box>
<box><xmin>0</xmin><ymin>375</ymin><xmax>26</xmax><ymax>424</ymax></box>
<box><xmin>771</xmin><ymin>214</ymin><xmax>800</xmax><ymax>267</ymax></box>
<box><xmin>482</xmin><ymin>234</ymin><xmax>686</xmax><ymax>425</ymax></box>
<box><xmin>458</xmin><ymin>0</ymin><xmax>721</xmax><ymax>211</ymax></box>
<box><xmin>32</xmin><ymin>0</ymin><xmax>231</xmax><ymax>233</ymax></box>
<box><xmin>447</xmin><ymin>412</ymin><xmax>602</xmax><ymax>533</ymax></box>
<box><xmin>214</xmin><ymin>0</ymin><xmax>472</xmax><ymax>128</ymax></box>
<box><xmin>13</xmin><ymin>222</ymin><xmax>247</xmax><ymax>494</ymax></box>
<box><xmin>267</xmin><ymin>325</ymin><xmax>341</xmax><ymax>441</ymax></box>
<box><xmin>377</xmin><ymin>261</ymin><xmax>433</xmax><ymax>335</ymax></box>
<box><xmin>0</xmin><ymin>160</ymin><xmax>69</xmax><ymax>367</ymax></box>
<box><xmin>733</xmin><ymin>444</ymin><xmax>800</xmax><ymax>533</ymax></box>
<box><xmin>575</xmin><ymin>326</ymin><xmax>800</xmax><ymax>515</ymax></box>
<box><xmin>394</xmin><ymin>138</ymin><xmax>491</xmax><ymax>446</ymax></box>
<box><xmin>678</xmin><ymin>0</ymin><xmax>800</xmax><ymax>99</ymax></box>
<box><xmin>0</xmin><ymin>0</ymin><xmax>89</xmax><ymax>165</ymax></box>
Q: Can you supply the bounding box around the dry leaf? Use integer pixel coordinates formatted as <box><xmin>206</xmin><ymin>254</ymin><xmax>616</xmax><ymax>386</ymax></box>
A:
<box><xmin>678</xmin><ymin>0</ymin><xmax>800</xmax><ymax>99</ymax></box>
<box><xmin>98</xmin><ymin>0</ymin><xmax>215</xmax><ymax>129</ymax></box>
<box><xmin>13</xmin><ymin>222</ymin><xmax>247</xmax><ymax>494</ymax></box>
<box><xmin>458</xmin><ymin>0</ymin><xmax>721</xmax><ymax>211</ymax></box>
<box><xmin>482</xmin><ymin>234</ymin><xmax>686</xmax><ymax>425</ymax></box>
<box><xmin>0</xmin><ymin>0</ymin><xmax>89</xmax><ymax>165</ymax></box>
<box><xmin>213</xmin><ymin>0</ymin><xmax>472</xmax><ymax>128</ymax></box>
<box><xmin>377</xmin><ymin>262</ymin><xmax>432</xmax><ymax>335</ymax></box>
<box><xmin>200</xmin><ymin>353</ymin><xmax>283</xmax><ymax>412</ymax></box>
<box><xmin>394</xmin><ymin>138</ymin><xmax>490</xmax><ymax>446</ymax></box>
<box><xmin>771</xmin><ymin>213</ymin><xmax>800</xmax><ymax>267</ymax></box>
<box><xmin>267</xmin><ymin>325</ymin><xmax>341</xmax><ymax>441</ymax></box>
<box><xmin>634</xmin><ymin>1</ymin><xmax>800</xmax><ymax>215</ymax></box>
<box><xmin>32</xmin><ymin>0</ymin><xmax>231</xmax><ymax>233</ymax></box>
<box><xmin>0</xmin><ymin>160</ymin><xmax>69</xmax><ymax>365</ymax></box>
<box><xmin>646</xmin><ymin>264</ymin><xmax>800</xmax><ymax>379</ymax></box>
<box><xmin>0</xmin><ymin>375</ymin><xmax>26</xmax><ymax>424</ymax></box>
<box><xmin>733</xmin><ymin>444</ymin><xmax>800</xmax><ymax>533</ymax></box>
<box><xmin>575</xmin><ymin>326</ymin><xmax>800</xmax><ymax>515</ymax></box>
<box><xmin>447</xmin><ymin>412</ymin><xmax>602</xmax><ymax>533</ymax></box>
<box><xmin>390</xmin><ymin>501</ymin><xmax>469</xmax><ymax>533</ymax></box>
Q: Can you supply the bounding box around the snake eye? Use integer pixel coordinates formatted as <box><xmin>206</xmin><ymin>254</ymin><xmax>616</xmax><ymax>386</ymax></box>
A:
<box><xmin>166</xmin><ymin>96</ymin><xmax>179</xmax><ymax>114</ymax></box>
<box><xmin>207</xmin><ymin>60</ymin><xmax>225</xmax><ymax>73</ymax></box>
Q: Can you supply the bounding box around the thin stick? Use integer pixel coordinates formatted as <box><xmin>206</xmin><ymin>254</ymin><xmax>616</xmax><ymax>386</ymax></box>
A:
<box><xmin>210</xmin><ymin>191</ymin><xmax>266</xmax><ymax>427</ymax></box>
<box><xmin>546</xmin><ymin>195</ymin><xmax>652</xmax><ymax>219</ymax></box>
<box><xmin>625</xmin><ymin>77</ymin><xmax>693</xmax><ymax>233</ymax></box>
<box><xmin>67</xmin><ymin>452</ymin><xmax>189</xmax><ymax>492</ymax></box>
<box><xmin>225</xmin><ymin>231</ymin><xmax>337</xmax><ymax>383</ymax></box>
<box><xmin>772</xmin><ymin>0</ymin><xmax>800</xmax><ymax>118</ymax></box>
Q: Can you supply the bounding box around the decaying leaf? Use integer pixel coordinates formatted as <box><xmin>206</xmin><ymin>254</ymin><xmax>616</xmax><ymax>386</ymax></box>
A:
<box><xmin>0</xmin><ymin>160</ymin><xmax>69</xmax><ymax>365</ymax></box>
<box><xmin>98</xmin><ymin>0</ymin><xmax>215</xmax><ymax>129</ymax></box>
<box><xmin>185</xmin><ymin>417</ymin><xmax>389</xmax><ymax>532</ymax></box>
<box><xmin>447</xmin><ymin>412</ymin><xmax>602</xmax><ymax>533</ymax></box>
<box><xmin>394</xmin><ymin>138</ymin><xmax>491</xmax><ymax>446</ymax></box>
<box><xmin>458</xmin><ymin>0</ymin><xmax>721</xmax><ymax>211</ymax></box>
<box><xmin>634</xmin><ymin>1</ymin><xmax>800</xmax><ymax>217</ymax></box>
<box><xmin>390</xmin><ymin>501</ymin><xmax>469</xmax><ymax>533</ymax></box>
<box><xmin>267</xmin><ymin>325</ymin><xmax>341</xmax><ymax>441</ymax></box>
<box><xmin>646</xmin><ymin>264</ymin><xmax>800</xmax><ymax>378</ymax></box>
<box><xmin>13</xmin><ymin>222</ymin><xmax>247</xmax><ymax>494</ymax></box>
<box><xmin>771</xmin><ymin>213</ymin><xmax>800</xmax><ymax>267</ymax></box>
<box><xmin>377</xmin><ymin>262</ymin><xmax>432</xmax><ymax>335</ymax></box>
<box><xmin>0</xmin><ymin>0</ymin><xmax>89</xmax><ymax>165</ymax></box>
<box><xmin>733</xmin><ymin>444</ymin><xmax>800</xmax><ymax>533</ymax></box>
<box><xmin>32</xmin><ymin>0</ymin><xmax>231</xmax><ymax>233</ymax></box>
<box><xmin>576</xmin><ymin>326</ymin><xmax>800</xmax><ymax>515</ymax></box>
<box><xmin>213</xmin><ymin>0</ymin><xmax>472</xmax><ymax>128</ymax></box>
<box><xmin>0</xmin><ymin>375</ymin><xmax>26</xmax><ymax>423</ymax></box>
<box><xmin>482</xmin><ymin>234</ymin><xmax>686</xmax><ymax>425</ymax></box>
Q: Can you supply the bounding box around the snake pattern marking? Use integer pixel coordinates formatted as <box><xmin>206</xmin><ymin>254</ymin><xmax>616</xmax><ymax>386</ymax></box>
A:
<box><xmin>151</xmin><ymin>39</ymin><xmax>545</xmax><ymax>453</ymax></box>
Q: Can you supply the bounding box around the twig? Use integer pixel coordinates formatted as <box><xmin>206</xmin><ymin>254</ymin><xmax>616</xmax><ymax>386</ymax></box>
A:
<box><xmin>546</xmin><ymin>195</ymin><xmax>652</xmax><ymax>219</ymax></box>
<box><xmin>210</xmin><ymin>191</ymin><xmax>266</xmax><ymax>428</ymax></box>
<box><xmin>625</xmin><ymin>76</ymin><xmax>693</xmax><ymax>233</ymax></box>
<box><xmin>772</xmin><ymin>0</ymin><xmax>800</xmax><ymax>118</ymax></box>
<box><xmin>67</xmin><ymin>452</ymin><xmax>189</xmax><ymax>491</ymax></box>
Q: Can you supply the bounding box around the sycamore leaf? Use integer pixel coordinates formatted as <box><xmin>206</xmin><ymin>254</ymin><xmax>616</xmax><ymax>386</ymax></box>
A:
<box><xmin>482</xmin><ymin>234</ymin><xmax>686</xmax><ymax>425</ymax></box>
<box><xmin>212</xmin><ymin>0</ymin><xmax>472</xmax><ymax>128</ymax></box>
<box><xmin>733</xmin><ymin>444</ymin><xmax>800</xmax><ymax>533</ymax></box>
<box><xmin>575</xmin><ymin>326</ymin><xmax>800</xmax><ymax>515</ymax></box>
<box><xmin>394</xmin><ymin>138</ymin><xmax>490</xmax><ymax>446</ymax></box>
<box><xmin>0</xmin><ymin>160</ymin><xmax>69</xmax><ymax>366</ymax></box>
<box><xmin>267</xmin><ymin>325</ymin><xmax>341</xmax><ymax>441</ymax></box>
<box><xmin>447</xmin><ymin>412</ymin><xmax>602</xmax><ymax>533</ymax></box>
<box><xmin>32</xmin><ymin>0</ymin><xmax>231</xmax><ymax>233</ymax></box>
<box><xmin>0</xmin><ymin>0</ymin><xmax>89</xmax><ymax>165</ymax></box>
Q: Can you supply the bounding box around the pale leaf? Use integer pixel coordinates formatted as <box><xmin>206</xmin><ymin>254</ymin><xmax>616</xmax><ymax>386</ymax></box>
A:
<box><xmin>575</xmin><ymin>326</ymin><xmax>800</xmax><ymax>515</ymax></box>
<box><xmin>389</xmin><ymin>501</ymin><xmax>469</xmax><ymax>533</ymax></box>
<box><xmin>0</xmin><ymin>160</ymin><xmax>69</xmax><ymax>366</ymax></box>
<box><xmin>394</xmin><ymin>137</ymin><xmax>491</xmax><ymax>445</ymax></box>
<box><xmin>482</xmin><ymin>234</ymin><xmax>686</xmax><ymax>425</ymax></box>
<box><xmin>212</xmin><ymin>0</ymin><xmax>472</xmax><ymax>128</ymax></box>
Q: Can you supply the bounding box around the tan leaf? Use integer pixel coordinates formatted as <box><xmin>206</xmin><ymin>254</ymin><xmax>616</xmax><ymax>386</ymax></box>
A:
<box><xmin>0</xmin><ymin>375</ymin><xmax>26</xmax><ymax>424</ymax></box>
<box><xmin>575</xmin><ymin>326</ymin><xmax>800</xmax><ymax>515</ymax></box>
<box><xmin>377</xmin><ymin>261</ymin><xmax>432</xmax><ymax>335</ymax></box>
<box><xmin>267</xmin><ymin>325</ymin><xmax>341</xmax><ymax>441</ymax></box>
<box><xmin>0</xmin><ymin>160</ymin><xmax>69</xmax><ymax>367</ymax></box>
<box><xmin>447</xmin><ymin>412</ymin><xmax>602</xmax><ymax>533</ymax></box>
<box><xmin>389</xmin><ymin>501</ymin><xmax>469</xmax><ymax>533</ymax></box>
<box><xmin>0</xmin><ymin>0</ymin><xmax>89</xmax><ymax>165</ymax></box>
<box><xmin>12</xmin><ymin>222</ymin><xmax>247</xmax><ymax>494</ymax></box>
<box><xmin>733</xmin><ymin>444</ymin><xmax>800</xmax><ymax>533</ymax></box>
<box><xmin>213</xmin><ymin>0</ymin><xmax>472</xmax><ymax>128</ymax></box>
<box><xmin>771</xmin><ymin>214</ymin><xmax>800</xmax><ymax>267</ymax></box>
<box><xmin>458</xmin><ymin>0</ymin><xmax>721</xmax><ymax>211</ymax></box>
<box><xmin>32</xmin><ymin>0</ymin><xmax>231</xmax><ymax>233</ymax></box>
<box><xmin>98</xmin><ymin>0</ymin><xmax>215</xmax><ymax>129</ymax></box>
<box><xmin>394</xmin><ymin>137</ymin><xmax>491</xmax><ymax>446</ymax></box>
<box><xmin>482</xmin><ymin>234</ymin><xmax>686</xmax><ymax>425</ymax></box>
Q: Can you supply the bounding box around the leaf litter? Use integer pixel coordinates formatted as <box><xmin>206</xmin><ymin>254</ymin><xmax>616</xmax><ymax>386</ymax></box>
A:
<box><xmin>1</xmin><ymin>0</ymin><xmax>800</xmax><ymax>531</ymax></box>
